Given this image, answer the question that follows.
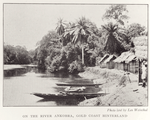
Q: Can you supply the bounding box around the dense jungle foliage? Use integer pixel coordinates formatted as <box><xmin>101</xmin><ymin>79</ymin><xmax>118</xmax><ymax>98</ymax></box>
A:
<box><xmin>4</xmin><ymin>5</ymin><xmax>147</xmax><ymax>74</ymax></box>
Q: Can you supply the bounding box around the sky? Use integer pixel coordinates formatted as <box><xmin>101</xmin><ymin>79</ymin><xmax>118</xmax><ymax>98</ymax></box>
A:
<box><xmin>4</xmin><ymin>4</ymin><xmax>148</xmax><ymax>50</ymax></box>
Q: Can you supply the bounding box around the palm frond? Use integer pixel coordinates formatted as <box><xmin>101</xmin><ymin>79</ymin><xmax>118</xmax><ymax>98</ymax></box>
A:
<box><xmin>72</xmin><ymin>34</ymin><xmax>79</xmax><ymax>44</ymax></box>
<box><xmin>102</xmin><ymin>25</ymin><xmax>110</xmax><ymax>32</ymax></box>
<box><xmin>56</xmin><ymin>18</ymin><xmax>66</xmax><ymax>35</ymax></box>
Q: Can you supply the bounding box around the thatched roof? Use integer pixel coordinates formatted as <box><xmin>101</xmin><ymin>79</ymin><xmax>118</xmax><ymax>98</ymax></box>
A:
<box><xmin>114</xmin><ymin>51</ymin><xmax>136</xmax><ymax>63</ymax></box>
<box><xmin>99</xmin><ymin>54</ymin><xmax>109</xmax><ymax>63</ymax></box>
<box><xmin>104</xmin><ymin>55</ymin><xmax>116</xmax><ymax>63</ymax></box>
<box><xmin>132</xmin><ymin>36</ymin><xmax>148</xmax><ymax>60</ymax></box>
<box><xmin>125</xmin><ymin>54</ymin><xmax>136</xmax><ymax>63</ymax></box>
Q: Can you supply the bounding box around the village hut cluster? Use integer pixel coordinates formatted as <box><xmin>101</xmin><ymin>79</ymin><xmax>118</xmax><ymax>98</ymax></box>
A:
<box><xmin>99</xmin><ymin>36</ymin><xmax>148</xmax><ymax>85</ymax></box>
<box><xmin>99</xmin><ymin>51</ymin><xmax>139</xmax><ymax>73</ymax></box>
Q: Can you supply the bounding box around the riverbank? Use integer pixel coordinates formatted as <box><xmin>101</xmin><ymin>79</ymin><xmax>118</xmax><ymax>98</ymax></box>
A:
<box><xmin>78</xmin><ymin>66</ymin><xmax>148</xmax><ymax>106</ymax></box>
<box><xmin>4</xmin><ymin>64</ymin><xmax>37</xmax><ymax>70</ymax></box>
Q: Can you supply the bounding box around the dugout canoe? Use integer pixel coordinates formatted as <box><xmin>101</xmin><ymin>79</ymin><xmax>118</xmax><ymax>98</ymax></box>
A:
<box><xmin>56</xmin><ymin>82</ymin><xmax>102</xmax><ymax>87</ymax></box>
<box><xmin>32</xmin><ymin>92</ymin><xmax>106</xmax><ymax>100</ymax></box>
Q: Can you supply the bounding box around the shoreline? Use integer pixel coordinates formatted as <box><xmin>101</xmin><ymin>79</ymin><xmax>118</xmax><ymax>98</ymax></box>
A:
<box><xmin>4</xmin><ymin>64</ymin><xmax>37</xmax><ymax>70</ymax></box>
<box><xmin>78</xmin><ymin>66</ymin><xmax>147</xmax><ymax>106</ymax></box>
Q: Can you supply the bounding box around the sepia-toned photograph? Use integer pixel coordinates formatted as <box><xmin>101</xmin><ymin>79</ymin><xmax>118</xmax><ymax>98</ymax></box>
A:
<box><xmin>3</xmin><ymin>3</ymin><xmax>148</xmax><ymax>107</ymax></box>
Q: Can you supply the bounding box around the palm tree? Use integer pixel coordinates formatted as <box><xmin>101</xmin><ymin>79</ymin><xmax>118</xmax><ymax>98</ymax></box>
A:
<box><xmin>67</xmin><ymin>17</ymin><xmax>93</xmax><ymax>64</ymax></box>
<box><xmin>102</xmin><ymin>22</ymin><xmax>127</xmax><ymax>55</ymax></box>
<box><xmin>56</xmin><ymin>18</ymin><xmax>66</xmax><ymax>35</ymax></box>
<box><xmin>56</xmin><ymin>18</ymin><xmax>73</xmax><ymax>46</ymax></box>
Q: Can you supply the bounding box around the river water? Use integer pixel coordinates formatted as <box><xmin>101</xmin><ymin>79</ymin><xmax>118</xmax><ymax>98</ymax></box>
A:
<box><xmin>3</xmin><ymin>65</ymin><xmax>101</xmax><ymax>106</ymax></box>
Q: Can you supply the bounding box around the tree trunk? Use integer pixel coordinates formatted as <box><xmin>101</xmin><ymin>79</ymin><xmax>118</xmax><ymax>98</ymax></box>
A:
<box><xmin>82</xmin><ymin>45</ymin><xmax>84</xmax><ymax>65</ymax></box>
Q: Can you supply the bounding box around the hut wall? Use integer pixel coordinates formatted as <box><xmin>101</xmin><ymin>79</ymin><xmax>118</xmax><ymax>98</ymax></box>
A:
<box><xmin>107</xmin><ymin>61</ymin><xmax>115</xmax><ymax>69</ymax></box>
<box><xmin>115</xmin><ymin>63</ymin><xmax>123</xmax><ymax>70</ymax></box>
<box><xmin>114</xmin><ymin>62</ymin><xmax>125</xmax><ymax>70</ymax></box>
<box><xmin>114</xmin><ymin>61</ymin><xmax>139</xmax><ymax>73</ymax></box>
<box><xmin>130</xmin><ymin>62</ymin><xmax>135</xmax><ymax>73</ymax></box>
<box><xmin>116</xmin><ymin>63</ymin><xmax>119</xmax><ymax>69</ymax></box>
<box><xmin>100</xmin><ymin>63</ymin><xmax>107</xmax><ymax>68</ymax></box>
<box><xmin>114</xmin><ymin>63</ymin><xmax>118</xmax><ymax>69</ymax></box>
<box><xmin>106</xmin><ymin>63</ymin><xmax>109</xmax><ymax>69</ymax></box>
<box><xmin>135</xmin><ymin>60</ymin><xmax>139</xmax><ymax>73</ymax></box>
<box><xmin>115</xmin><ymin>63</ymin><xmax>119</xmax><ymax>69</ymax></box>
<box><xmin>119</xmin><ymin>63</ymin><xmax>124</xmax><ymax>70</ymax></box>
<box><xmin>124</xmin><ymin>63</ymin><xmax>128</xmax><ymax>71</ymax></box>
<box><xmin>128</xmin><ymin>60</ymin><xmax>139</xmax><ymax>73</ymax></box>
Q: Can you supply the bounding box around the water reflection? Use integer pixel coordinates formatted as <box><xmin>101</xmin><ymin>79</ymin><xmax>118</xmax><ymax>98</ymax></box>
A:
<box><xmin>4</xmin><ymin>68</ymin><xmax>27</xmax><ymax>77</ymax></box>
<box><xmin>40</xmin><ymin>71</ymin><xmax>82</xmax><ymax>78</ymax></box>
<box><xmin>3</xmin><ymin>65</ymin><xmax>101</xmax><ymax>106</ymax></box>
<box><xmin>37</xmin><ymin>98</ymin><xmax>82</xmax><ymax>106</ymax></box>
<box><xmin>4</xmin><ymin>66</ymin><xmax>40</xmax><ymax>77</ymax></box>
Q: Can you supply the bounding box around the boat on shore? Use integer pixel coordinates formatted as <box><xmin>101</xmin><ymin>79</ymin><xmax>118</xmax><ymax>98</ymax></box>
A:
<box><xmin>56</xmin><ymin>82</ymin><xmax>102</xmax><ymax>87</ymax></box>
<box><xmin>64</xmin><ymin>86</ymin><xmax>86</xmax><ymax>92</ymax></box>
<box><xmin>32</xmin><ymin>92</ymin><xmax>106</xmax><ymax>100</ymax></box>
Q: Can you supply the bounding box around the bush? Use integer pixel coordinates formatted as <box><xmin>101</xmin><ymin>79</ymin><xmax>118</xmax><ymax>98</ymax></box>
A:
<box><xmin>68</xmin><ymin>61</ymin><xmax>84</xmax><ymax>74</ymax></box>
<box><xmin>49</xmin><ymin>56</ymin><xmax>61</xmax><ymax>72</ymax></box>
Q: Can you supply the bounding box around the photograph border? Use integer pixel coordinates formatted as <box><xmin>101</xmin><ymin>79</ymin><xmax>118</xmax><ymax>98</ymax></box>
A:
<box><xmin>2</xmin><ymin>2</ymin><xmax>149</xmax><ymax>107</ymax></box>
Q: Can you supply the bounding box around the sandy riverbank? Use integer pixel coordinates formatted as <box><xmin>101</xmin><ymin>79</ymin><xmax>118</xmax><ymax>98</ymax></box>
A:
<box><xmin>78</xmin><ymin>66</ymin><xmax>148</xmax><ymax>106</ymax></box>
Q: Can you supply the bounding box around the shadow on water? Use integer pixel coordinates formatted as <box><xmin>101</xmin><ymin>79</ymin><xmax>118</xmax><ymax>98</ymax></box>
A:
<box><xmin>39</xmin><ymin>71</ymin><xmax>92</xmax><ymax>83</ymax></box>
<box><xmin>3</xmin><ymin>65</ymin><xmax>83</xmax><ymax>80</ymax></box>
<box><xmin>4</xmin><ymin>68</ymin><xmax>27</xmax><ymax>77</ymax></box>
<box><xmin>37</xmin><ymin>98</ymin><xmax>83</xmax><ymax>106</ymax></box>
<box><xmin>39</xmin><ymin>70</ymin><xmax>82</xmax><ymax>79</ymax></box>
<box><xmin>4</xmin><ymin>66</ymin><xmax>38</xmax><ymax>77</ymax></box>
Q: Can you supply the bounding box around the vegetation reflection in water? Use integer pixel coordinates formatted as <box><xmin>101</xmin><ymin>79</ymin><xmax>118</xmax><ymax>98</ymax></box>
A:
<box><xmin>4</xmin><ymin>66</ymin><xmax>100</xmax><ymax>106</ymax></box>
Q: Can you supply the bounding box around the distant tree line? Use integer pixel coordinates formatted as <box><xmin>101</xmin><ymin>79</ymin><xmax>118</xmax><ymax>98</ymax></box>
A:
<box><xmin>4</xmin><ymin>45</ymin><xmax>34</xmax><ymax>64</ymax></box>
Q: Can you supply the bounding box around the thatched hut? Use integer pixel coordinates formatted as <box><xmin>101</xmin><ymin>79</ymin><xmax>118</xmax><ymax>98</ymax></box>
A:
<box><xmin>132</xmin><ymin>36</ymin><xmax>148</xmax><ymax>83</ymax></box>
<box><xmin>114</xmin><ymin>52</ymin><xmax>130</xmax><ymax>70</ymax></box>
<box><xmin>104</xmin><ymin>55</ymin><xmax>116</xmax><ymax>69</ymax></box>
<box><xmin>125</xmin><ymin>54</ymin><xmax>138</xmax><ymax>73</ymax></box>
<box><xmin>113</xmin><ymin>36</ymin><xmax>147</xmax><ymax>75</ymax></box>
<box><xmin>113</xmin><ymin>51</ymin><xmax>138</xmax><ymax>73</ymax></box>
<box><xmin>99</xmin><ymin>54</ymin><xmax>109</xmax><ymax>68</ymax></box>
<box><xmin>132</xmin><ymin>36</ymin><xmax>147</xmax><ymax>60</ymax></box>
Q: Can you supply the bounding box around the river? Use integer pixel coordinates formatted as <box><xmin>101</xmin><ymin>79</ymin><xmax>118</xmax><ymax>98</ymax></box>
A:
<box><xmin>3</xmin><ymin>65</ymin><xmax>101</xmax><ymax>106</ymax></box>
